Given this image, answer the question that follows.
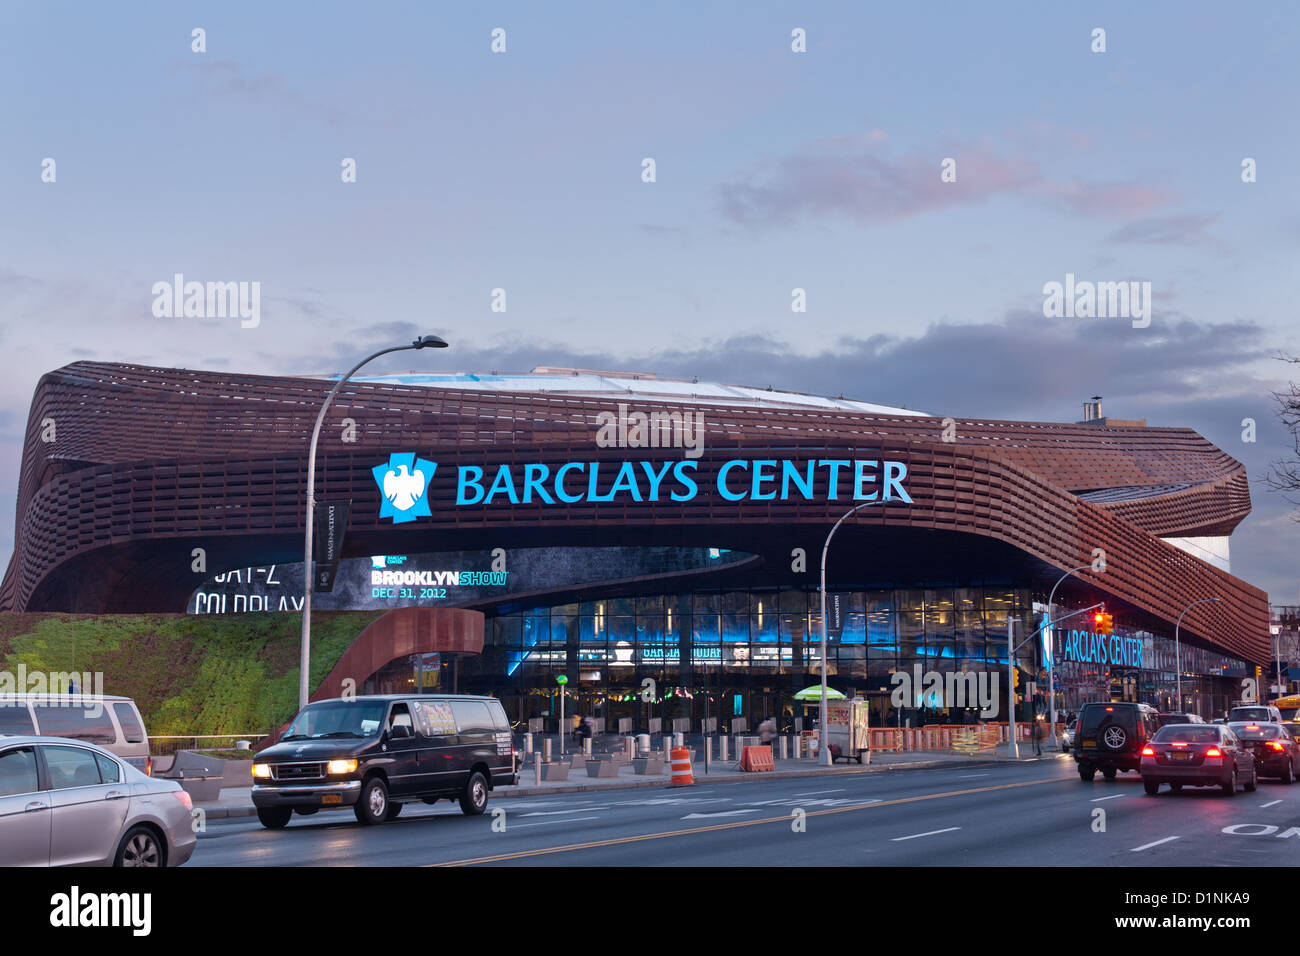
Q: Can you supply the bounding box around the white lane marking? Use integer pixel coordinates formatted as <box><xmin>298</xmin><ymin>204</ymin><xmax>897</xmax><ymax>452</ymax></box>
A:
<box><xmin>957</xmin><ymin>773</ymin><xmax>989</xmax><ymax>779</ymax></box>
<box><xmin>1130</xmin><ymin>836</ymin><xmax>1179</xmax><ymax>852</ymax></box>
<box><xmin>1260</xmin><ymin>800</ymin><xmax>1282</xmax><ymax>808</ymax></box>
<box><xmin>510</xmin><ymin>816</ymin><xmax>601</xmax><ymax>829</ymax></box>
<box><xmin>1091</xmin><ymin>794</ymin><xmax>1126</xmax><ymax>802</ymax></box>
<box><xmin>891</xmin><ymin>827</ymin><xmax>961</xmax><ymax>842</ymax></box>
<box><xmin>518</xmin><ymin>807</ymin><xmax>610</xmax><ymax>818</ymax></box>
<box><xmin>681</xmin><ymin>809</ymin><xmax>763</xmax><ymax>819</ymax></box>
<box><xmin>793</xmin><ymin>789</ymin><xmax>846</xmax><ymax>796</ymax></box>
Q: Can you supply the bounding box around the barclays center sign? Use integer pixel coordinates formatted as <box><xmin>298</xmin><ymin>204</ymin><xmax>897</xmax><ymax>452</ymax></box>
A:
<box><xmin>373</xmin><ymin>452</ymin><xmax>913</xmax><ymax>522</ymax></box>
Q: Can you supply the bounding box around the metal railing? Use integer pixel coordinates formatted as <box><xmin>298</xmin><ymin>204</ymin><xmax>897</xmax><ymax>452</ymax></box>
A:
<box><xmin>147</xmin><ymin>734</ymin><xmax>267</xmax><ymax>756</ymax></box>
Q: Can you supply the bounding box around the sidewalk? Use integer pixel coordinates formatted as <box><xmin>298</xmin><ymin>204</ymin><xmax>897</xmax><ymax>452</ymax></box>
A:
<box><xmin>197</xmin><ymin>747</ymin><xmax>1070</xmax><ymax>819</ymax></box>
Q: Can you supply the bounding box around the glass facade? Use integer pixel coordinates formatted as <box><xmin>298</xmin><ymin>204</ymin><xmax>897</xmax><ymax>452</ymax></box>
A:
<box><xmin>444</xmin><ymin>584</ymin><xmax>1251</xmax><ymax>732</ymax></box>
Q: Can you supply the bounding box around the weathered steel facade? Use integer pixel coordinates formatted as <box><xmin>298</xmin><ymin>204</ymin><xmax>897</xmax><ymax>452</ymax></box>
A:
<box><xmin>0</xmin><ymin>362</ymin><xmax>1269</xmax><ymax>665</ymax></box>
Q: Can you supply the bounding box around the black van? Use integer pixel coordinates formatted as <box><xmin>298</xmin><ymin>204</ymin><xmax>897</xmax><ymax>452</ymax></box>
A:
<box><xmin>251</xmin><ymin>694</ymin><xmax>517</xmax><ymax>829</ymax></box>
<box><xmin>1073</xmin><ymin>701</ymin><xmax>1161</xmax><ymax>781</ymax></box>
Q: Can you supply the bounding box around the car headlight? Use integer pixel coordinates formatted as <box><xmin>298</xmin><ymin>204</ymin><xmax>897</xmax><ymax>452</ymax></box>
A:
<box><xmin>252</xmin><ymin>763</ymin><xmax>272</xmax><ymax>779</ymax></box>
<box><xmin>326</xmin><ymin>759</ymin><xmax>358</xmax><ymax>775</ymax></box>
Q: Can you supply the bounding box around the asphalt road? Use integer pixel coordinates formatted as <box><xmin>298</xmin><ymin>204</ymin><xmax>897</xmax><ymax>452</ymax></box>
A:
<box><xmin>190</xmin><ymin>755</ymin><xmax>1300</xmax><ymax>866</ymax></box>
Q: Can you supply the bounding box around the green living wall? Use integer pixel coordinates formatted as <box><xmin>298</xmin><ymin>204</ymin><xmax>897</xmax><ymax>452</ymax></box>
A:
<box><xmin>0</xmin><ymin>611</ymin><xmax>385</xmax><ymax>737</ymax></box>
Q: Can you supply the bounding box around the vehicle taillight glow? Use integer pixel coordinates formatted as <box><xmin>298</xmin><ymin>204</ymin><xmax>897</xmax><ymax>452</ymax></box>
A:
<box><xmin>1141</xmin><ymin>746</ymin><xmax>1154</xmax><ymax>756</ymax></box>
<box><xmin>146</xmin><ymin>756</ymin><xmax>152</xmax><ymax>777</ymax></box>
<box><xmin>172</xmin><ymin>789</ymin><xmax>193</xmax><ymax>811</ymax></box>
<box><xmin>1205</xmin><ymin>747</ymin><xmax>1222</xmax><ymax>758</ymax></box>
<box><xmin>1267</xmin><ymin>741</ymin><xmax>1285</xmax><ymax>751</ymax></box>
<box><xmin>1170</xmin><ymin>742</ymin><xmax>1188</xmax><ymax>747</ymax></box>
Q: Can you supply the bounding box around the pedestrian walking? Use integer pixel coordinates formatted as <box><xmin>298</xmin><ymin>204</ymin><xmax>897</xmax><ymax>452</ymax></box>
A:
<box><xmin>759</xmin><ymin>716</ymin><xmax>777</xmax><ymax>755</ymax></box>
<box><xmin>1031</xmin><ymin>712</ymin><xmax>1042</xmax><ymax>756</ymax></box>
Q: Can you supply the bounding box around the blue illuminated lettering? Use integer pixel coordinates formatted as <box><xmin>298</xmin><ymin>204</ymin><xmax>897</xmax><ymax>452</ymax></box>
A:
<box><xmin>782</xmin><ymin>460</ymin><xmax>815</xmax><ymax>500</ymax></box>
<box><xmin>853</xmin><ymin>459</ymin><xmax>879</xmax><ymax>501</ymax></box>
<box><xmin>522</xmin><ymin>463</ymin><xmax>553</xmax><ymax>504</ymax></box>
<box><xmin>884</xmin><ymin>461</ymin><xmax>913</xmax><ymax>502</ymax></box>
<box><xmin>718</xmin><ymin>460</ymin><xmax>749</xmax><ymax>501</ymax></box>
<box><xmin>818</xmin><ymin>459</ymin><xmax>851</xmax><ymax>500</ymax></box>
<box><xmin>457</xmin><ymin>465</ymin><xmax>485</xmax><ymax>505</ymax></box>
<box><xmin>554</xmin><ymin>462</ymin><xmax>585</xmax><ymax>503</ymax></box>
<box><xmin>671</xmin><ymin>460</ymin><xmax>698</xmax><ymax>501</ymax></box>
<box><xmin>751</xmin><ymin>460</ymin><xmax>778</xmax><ymax>500</ymax></box>
<box><xmin>485</xmin><ymin>464</ymin><xmax>519</xmax><ymax>504</ymax></box>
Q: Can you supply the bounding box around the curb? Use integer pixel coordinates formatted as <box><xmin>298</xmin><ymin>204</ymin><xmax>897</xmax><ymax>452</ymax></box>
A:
<box><xmin>197</xmin><ymin>753</ymin><xmax>1065</xmax><ymax>819</ymax></box>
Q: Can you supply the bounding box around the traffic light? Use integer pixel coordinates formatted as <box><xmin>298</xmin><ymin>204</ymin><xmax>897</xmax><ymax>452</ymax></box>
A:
<box><xmin>1093</xmin><ymin>609</ymin><xmax>1113</xmax><ymax>635</ymax></box>
<box><xmin>1012</xmin><ymin>668</ymin><xmax>1020</xmax><ymax>690</ymax></box>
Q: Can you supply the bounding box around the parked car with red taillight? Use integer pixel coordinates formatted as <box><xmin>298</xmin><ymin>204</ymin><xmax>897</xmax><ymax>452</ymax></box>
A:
<box><xmin>1227</xmin><ymin>722</ymin><xmax>1300</xmax><ymax>784</ymax></box>
<box><xmin>1140</xmin><ymin>724</ymin><xmax>1257</xmax><ymax>796</ymax></box>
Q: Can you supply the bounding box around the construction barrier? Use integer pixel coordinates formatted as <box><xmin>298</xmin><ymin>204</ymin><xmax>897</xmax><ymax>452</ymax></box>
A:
<box><xmin>871</xmin><ymin>728</ymin><xmax>907</xmax><ymax>753</ymax></box>
<box><xmin>669</xmin><ymin>746</ymin><xmax>694</xmax><ymax>787</ymax></box>
<box><xmin>950</xmin><ymin>726</ymin><xmax>1000</xmax><ymax>755</ymax></box>
<box><xmin>739</xmin><ymin>746</ymin><xmax>775</xmax><ymax>772</ymax></box>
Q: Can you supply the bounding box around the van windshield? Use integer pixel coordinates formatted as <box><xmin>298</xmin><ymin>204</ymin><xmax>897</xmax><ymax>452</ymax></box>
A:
<box><xmin>282</xmin><ymin>701</ymin><xmax>387</xmax><ymax>740</ymax></box>
<box><xmin>1229</xmin><ymin>707</ymin><xmax>1272</xmax><ymax>722</ymax></box>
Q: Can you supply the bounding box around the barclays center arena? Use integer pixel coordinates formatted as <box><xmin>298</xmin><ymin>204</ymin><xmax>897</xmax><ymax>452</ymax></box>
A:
<box><xmin>1</xmin><ymin>362</ymin><xmax>1270</xmax><ymax>731</ymax></box>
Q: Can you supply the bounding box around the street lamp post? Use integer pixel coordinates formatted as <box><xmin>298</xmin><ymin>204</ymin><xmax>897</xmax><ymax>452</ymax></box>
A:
<box><xmin>299</xmin><ymin>335</ymin><xmax>449</xmax><ymax>709</ymax></box>
<box><xmin>1044</xmin><ymin>564</ymin><xmax>1097</xmax><ymax>746</ymax></box>
<box><xmin>818</xmin><ymin>498</ymin><xmax>886</xmax><ymax>767</ymax></box>
<box><xmin>1174</xmin><ymin>597</ymin><xmax>1220</xmax><ymax>717</ymax></box>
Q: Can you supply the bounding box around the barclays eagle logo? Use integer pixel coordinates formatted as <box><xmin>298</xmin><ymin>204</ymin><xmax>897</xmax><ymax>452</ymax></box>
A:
<box><xmin>372</xmin><ymin>453</ymin><xmax>436</xmax><ymax>523</ymax></box>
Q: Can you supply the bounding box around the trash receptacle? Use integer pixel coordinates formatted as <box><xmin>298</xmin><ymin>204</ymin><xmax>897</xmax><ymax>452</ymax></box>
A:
<box><xmin>636</xmin><ymin>733</ymin><xmax>651</xmax><ymax>754</ymax></box>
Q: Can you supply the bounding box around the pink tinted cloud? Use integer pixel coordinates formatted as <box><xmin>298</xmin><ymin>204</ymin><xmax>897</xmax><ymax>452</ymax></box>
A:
<box><xmin>717</xmin><ymin>133</ymin><xmax>1177</xmax><ymax>229</ymax></box>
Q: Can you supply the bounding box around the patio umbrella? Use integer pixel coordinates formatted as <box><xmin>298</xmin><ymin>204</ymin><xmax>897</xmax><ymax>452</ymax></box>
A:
<box><xmin>794</xmin><ymin>685</ymin><xmax>845</xmax><ymax>701</ymax></box>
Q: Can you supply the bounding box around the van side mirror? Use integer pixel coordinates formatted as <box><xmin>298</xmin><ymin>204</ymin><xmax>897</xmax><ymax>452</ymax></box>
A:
<box><xmin>390</xmin><ymin>724</ymin><xmax>412</xmax><ymax>740</ymax></box>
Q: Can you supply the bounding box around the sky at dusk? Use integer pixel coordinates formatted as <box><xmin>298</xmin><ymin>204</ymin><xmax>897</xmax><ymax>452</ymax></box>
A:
<box><xmin>1</xmin><ymin>1</ymin><xmax>1297</xmax><ymax>600</ymax></box>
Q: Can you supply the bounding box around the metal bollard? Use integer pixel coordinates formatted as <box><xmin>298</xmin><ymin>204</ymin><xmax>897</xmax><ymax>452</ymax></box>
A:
<box><xmin>674</xmin><ymin>731</ymin><xmax>684</xmax><ymax>747</ymax></box>
<box><xmin>720</xmin><ymin>737</ymin><xmax>729</xmax><ymax>762</ymax></box>
<box><xmin>543</xmin><ymin>737</ymin><xmax>552</xmax><ymax>760</ymax></box>
<box><xmin>779</xmin><ymin>736</ymin><xmax>788</xmax><ymax>760</ymax></box>
<box><xmin>584</xmin><ymin>737</ymin><xmax>592</xmax><ymax>756</ymax></box>
<box><xmin>704</xmin><ymin>737</ymin><xmax>713</xmax><ymax>763</ymax></box>
<box><xmin>535</xmin><ymin>750</ymin><xmax>544</xmax><ymax>786</ymax></box>
<box><xmin>524</xmin><ymin>732</ymin><xmax>533</xmax><ymax>754</ymax></box>
<box><xmin>625</xmin><ymin>736</ymin><xmax>636</xmax><ymax>761</ymax></box>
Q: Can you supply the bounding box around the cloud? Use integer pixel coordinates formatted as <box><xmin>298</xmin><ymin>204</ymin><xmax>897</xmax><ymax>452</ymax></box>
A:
<box><xmin>716</xmin><ymin>136</ymin><xmax>1038</xmax><ymax>229</ymax></box>
<box><xmin>715</xmin><ymin>132</ymin><xmax>1180</xmax><ymax>231</ymax></box>
<box><xmin>1106</xmin><ymin>213</ymin><xmax>1223</xmax><ymax>247</ymax></box>
<box><xmin>172</xmin><ymin>59</ymin><xmax>405</xmax><ymax>129</ymax></box>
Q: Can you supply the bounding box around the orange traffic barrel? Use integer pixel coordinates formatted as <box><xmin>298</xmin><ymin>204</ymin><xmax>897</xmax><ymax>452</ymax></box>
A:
<box><xmin>669</xmin><ymin>746</ymin><xmax>694</xmax><ymax>787</ymax></box>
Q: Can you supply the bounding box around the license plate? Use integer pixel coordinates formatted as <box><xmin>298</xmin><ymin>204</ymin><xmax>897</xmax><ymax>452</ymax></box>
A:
<box><xmin>1170</xmin><ymin>753</ymin><xmax>1189</xmax><ymax>760</ymax></box>
<box><xmin>1082</xmin><ymin>741</ymin><xmax>1096</xmax><ymax>748</ymax></box>
<box><xmin>321</xmin><ymin>793</ymin><xmax>342</xmax><ymax>805</ymax></box>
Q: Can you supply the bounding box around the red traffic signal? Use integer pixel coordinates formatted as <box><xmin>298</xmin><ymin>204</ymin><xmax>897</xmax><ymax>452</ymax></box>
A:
<box><xmin>1094</xmin><ymin>612</ymin><xmax>1114</xmax><ymax>635</ymax></box>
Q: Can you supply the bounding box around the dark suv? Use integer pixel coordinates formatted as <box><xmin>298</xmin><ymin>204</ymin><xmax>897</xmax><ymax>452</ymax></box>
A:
<box><xmin>251</xmin><ymin>694</ymin><xmax>517</xmax><ymax>829</ymax></box>
<box><xmin>1073</xmin><ymin>701</ymin><xmax>1161</xmax><ymax>781</ymax></box>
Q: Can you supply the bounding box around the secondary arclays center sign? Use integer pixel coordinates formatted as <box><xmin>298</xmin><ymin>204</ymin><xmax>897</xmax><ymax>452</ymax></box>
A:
<box><xmin>373</xmin><ymin>453</ymin><xmax>913</xmax><ymax>523</ymax></box>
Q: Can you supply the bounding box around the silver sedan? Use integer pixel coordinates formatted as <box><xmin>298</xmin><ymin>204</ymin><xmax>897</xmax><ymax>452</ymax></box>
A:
<box><xmin>0</xmin><ymin>735</ymin><xmax>197</xmax><ymax>866</ymax></box>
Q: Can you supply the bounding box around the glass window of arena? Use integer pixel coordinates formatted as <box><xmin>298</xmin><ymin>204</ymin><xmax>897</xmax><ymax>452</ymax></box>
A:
<box><xmin>457</xmin><ymin>586</ymin><xmax>1055</xmax><ymax>733</ymax></box>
